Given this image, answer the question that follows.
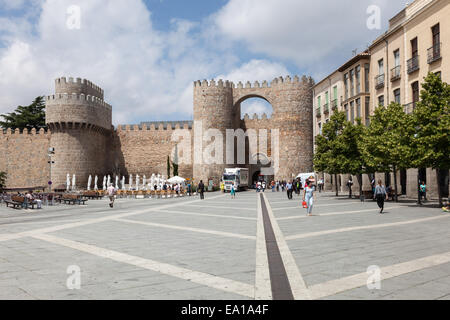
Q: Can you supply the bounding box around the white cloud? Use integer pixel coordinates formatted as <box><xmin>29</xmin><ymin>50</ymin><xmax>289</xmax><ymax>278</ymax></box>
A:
<box><xmin>216</xmin><ymin>59</ymin><xmax>289</xmax><ymax>83</ymax></box>
<box><xmin>213</xmin><ymin>0</ymin><xmax>404</xmax><ymax>77</ymax></box>
<box><xmin>0</xmin><ymin>0</ymin><xmax>239</xmax><ymax>125</ymax></box>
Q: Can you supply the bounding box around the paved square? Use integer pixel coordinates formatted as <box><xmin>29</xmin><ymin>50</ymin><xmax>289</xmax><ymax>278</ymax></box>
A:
<box><xmin>0</xmin><ymin>191</ymin><xmax>449</xmax><ymax>300</ymax></box>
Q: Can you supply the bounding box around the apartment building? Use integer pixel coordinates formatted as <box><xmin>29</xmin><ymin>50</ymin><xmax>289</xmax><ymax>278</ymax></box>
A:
<box><xmin>313</xmin><ymin>0</ymin><xmax>449</xmax><ymax>199</ymax></box>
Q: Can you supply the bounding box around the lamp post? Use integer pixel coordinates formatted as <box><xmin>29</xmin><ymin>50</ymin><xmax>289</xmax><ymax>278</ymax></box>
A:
<box><xmin>48</xmin><ymin>147</ymin><xmax>55</xmax><ymax>192</ymax></box>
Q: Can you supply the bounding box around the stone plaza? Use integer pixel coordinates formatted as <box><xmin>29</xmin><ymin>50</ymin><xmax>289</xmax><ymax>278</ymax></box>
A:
<box><xmin>0</xmin><ymin>191</ymin><xmax>449</xmax><ymax>300</ymax></box>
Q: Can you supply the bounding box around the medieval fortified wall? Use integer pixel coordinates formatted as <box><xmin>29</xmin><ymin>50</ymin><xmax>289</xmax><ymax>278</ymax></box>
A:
<box><xmin>0</xmin><ymin>75</ymin><xmax>314</xmax><ymax>189</ymax></box>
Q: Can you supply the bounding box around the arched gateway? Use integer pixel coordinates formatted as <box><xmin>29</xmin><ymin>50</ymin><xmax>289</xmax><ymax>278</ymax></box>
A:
<box><xmin>193</xmin><ymin>75</ymin><xmax>315</xmax><ymax>185</ymax></box>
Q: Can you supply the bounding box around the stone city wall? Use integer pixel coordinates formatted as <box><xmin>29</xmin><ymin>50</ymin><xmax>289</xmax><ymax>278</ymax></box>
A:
<box><xmin>0</xmin><ymin>128</ymin><xmax>50</xmax><ymax>189</ymax></box>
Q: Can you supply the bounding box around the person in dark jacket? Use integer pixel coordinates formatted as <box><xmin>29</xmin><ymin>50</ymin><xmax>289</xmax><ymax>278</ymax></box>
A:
<box><xmin>198</xmin><ymin>180</ymin><xmax>205</xmax><ymax>200</ymax></box>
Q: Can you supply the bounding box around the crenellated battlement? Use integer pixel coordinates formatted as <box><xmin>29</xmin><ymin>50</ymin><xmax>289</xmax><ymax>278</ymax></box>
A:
<box><xmin>116</xmin><ymin>121</ymin><xmax>193</xmax><ymax>132</ymax></box>
<box><xmin>0</xmin><ymin>127</ymin><xmax>49</xmax><ymax>136</ymax></box>
<box><xmin>45</xmin><ymin>93</ymin><xmax>112</xmax><ymax>110</ymax></box>
<box><xmin>55</xmin><ymin>77</ymin><xmax>104</xmax><ymax>100</ymax></box>
<box><xmin>242</xmin><ymin>113</ymin><xmax>270</xmax><ymax>120</ymax></box>
<box><xmin>193</xmin><ymin>75</ymin><xmax>312</xmax><ymax>90</ymax></box>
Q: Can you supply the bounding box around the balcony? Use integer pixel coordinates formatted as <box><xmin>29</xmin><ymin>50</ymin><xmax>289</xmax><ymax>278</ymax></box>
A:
<box><xmin>316</xmin><ymin>107</ymin><xmax>321</xmax><ymax>117</ymax></box>
<box><xmin>407</xmin><ymin>55</ymin><xmax>419</xmax><ymax>74</ymax></box>
<box><xmin>323</xmin><ymin>103</ymin><xmax>329</xmax><ymax>114</ymax></box>
<box><xmin>427</xmin><ymin>43</ymin><xmax>441</xmax><ymax>64</ymax></box>
<box><xmin>404</xmin><ymin>102</ymin><xmax>417</xmax><ymax>114</ymax></box>
<box><xmin>391</xmin><ymin>65</ymin><xmax>401</xmax><ymax>81</ymax></box>
<box><xmin>375</xmin><ymin>74</ymin><xmax>385</xmax><ymax>90</ymax></box>
<box><xmin>331</xmin><ymin>99</ymin><xmax>338</xmax><ymax>110</ymax></box>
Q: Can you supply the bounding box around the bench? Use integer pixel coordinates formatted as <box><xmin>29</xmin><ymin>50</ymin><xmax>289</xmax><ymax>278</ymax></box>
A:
<box><xmin>82</xmin><ymin>191</ymin><xmax>103</xmax><ymax>199</ymax></box>
<box><xmin>62</xmin><ymin>194</ymin><xmax>88</xmax><ymax>205</ymax></box>
<box><xmin>5</xmin><ymin>196</ymin><xmax>36</xmax><ymax>209</ymax></box>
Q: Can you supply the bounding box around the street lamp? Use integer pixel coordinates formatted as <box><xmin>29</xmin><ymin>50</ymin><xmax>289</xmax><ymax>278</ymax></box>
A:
<box><xmin>48</xmin><ymin>147</ymin><xmax>55</xmax><ymax>192</ymax></box>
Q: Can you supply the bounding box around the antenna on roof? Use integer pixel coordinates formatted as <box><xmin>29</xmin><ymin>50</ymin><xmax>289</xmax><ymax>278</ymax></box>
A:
<box><xmin>352</xmin><ymin>49</ymin><xmax>358</xmax><ymax>56</ymax></box>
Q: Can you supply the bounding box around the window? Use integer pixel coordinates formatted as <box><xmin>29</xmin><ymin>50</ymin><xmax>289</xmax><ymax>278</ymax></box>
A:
<box><xmin>356</xmin><ymin>98</ymin><xmax>361</xmax><ymax>119</ymax></box>
<box><xmin>411</xmin><ymin>37</ymin><xmax>418</xmax><ymax>57</ymax></box>
<box><xmin>344</xmin><ymin>104</ymin><xmax>349</xmax><ymax>120</ymax></box>
<box><xmin>378</xmin><ymin>59</ymin><xmax>384</xmax><ymax>75</ymax></box>
<box><xmin>365</xmin><ymin>96</ymin><xmax>370</xmax><ymax>126</ymax></box>
<box><xmin>435</xmin><ymin>71</ymin><xmax>442</xmax><ymax>79</ymax></box>
<box><xmin>355</xmin><ymin>65</ymin><xmax>361</xmax><ymax>94</ymax></box>
<box><xmin>325</xmin><ymin>91</ymin><xmax>329</xmax><ymax>104</ymax></box>
<box><xmin>432</xmin><ymin>24</ymin><xmax>440</xmax><ymax>47</ymax></box>
<box><xmin>318</xmin><ymin>122</ymin><xmax>322</xmax><ymax>135</ymax></box>
<box><xmin>344</xmin><ymin>73</ymin><xmax>349</xmax><ymax>100</ymax></box>
<box><xmin>394</xmin><ymin>89</ymin><xmax>401</xmax><ymax>104</ymax></box>
<box><xmin>317</xmin><ymin>96</ymin><xmax>321</xmax><ymax>108</ymax></box>
<box><xmin>412</xmin><ymin>81</ymin><xmax>419</xmax><ymax>103</ymax></box>
<box><xmin>350</xmin><ymin>69</ymin><xmax>354</xmax><ymax>97</ymax></box>
<box><xmin>394</xmin><ymin>49</ymin><xmax>400</xmax><ymax>66</ymax></box>
<box><xmin>350</xmin><ymin>101</ymin><xmax>355</xmax><ymax>122</ymax></box>
<box><xmin>364</xmin><ymin>63</ymin><xmax>370</xmax><ymax>92</ymax></box>
<box><xmin>333</xmin><ymin>86</ymin><xmax>338</xmax><ymax>100</ymax></box>
<box><xmin>378</xmin><ymin>95</ymin><xmax>384</xmax><ymax>107</ymax></box>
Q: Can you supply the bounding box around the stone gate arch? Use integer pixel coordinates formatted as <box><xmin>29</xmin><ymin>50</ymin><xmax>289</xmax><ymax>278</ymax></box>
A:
<box><xmin>193</xmin><ymin>75</ymin><xmax>314</xmax><ymax>184</ymax></box>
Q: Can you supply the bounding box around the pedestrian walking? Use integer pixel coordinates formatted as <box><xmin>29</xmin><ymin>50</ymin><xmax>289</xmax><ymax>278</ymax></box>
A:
<box><xmin>107</xmin><ymin>183</ymin><xmax>117</xmax><ymax>208</ymax></box>
<box><xmin>198</xmin><ymin>180</ymin><xmax>205</xmax><ymax>200</ymax></box>
<box><xmin>230</xmin><ymin>185</ymin><xmax>236</xmax><ymax>199</ymax></box>
<box><xmin>374</xmin><ymin>180</ymin><xmax>387</xmax><ymax>213</ymax></box>
<box><xmin>302</xmin><ymin>179</ymin><xmax>315</xmax><ymax>216</ymax></box>
<box><xmin>286</xmin><ymin>181</ymin><xmax>293</xmax><ymax>200</ymax></box>
<box><xmin>419</xmin><ymin>181</ymin><xmax>427</xmax><ymax>202</ymax></box>
<box><xmin>317</xmin><ymin>178</ymin><xmax>324</xmax><ymax>193</ymax></box>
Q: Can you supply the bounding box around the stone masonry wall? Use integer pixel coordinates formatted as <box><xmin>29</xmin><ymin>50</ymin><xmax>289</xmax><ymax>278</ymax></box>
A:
<box><xmin>0</xmin><ymin>128</ymin><xmax>50</xmax><ymax>188</ymax></box>
<box><xmin>114</xmin><ymin>124</ymin><xmax>193</xmax><ymax>180</ymax></box>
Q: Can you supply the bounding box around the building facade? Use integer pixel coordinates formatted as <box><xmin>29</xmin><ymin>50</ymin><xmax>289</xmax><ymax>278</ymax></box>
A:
<box><xmin>313</xmin><ymin>0</ymin><xmax>450</xmax><ymax>199</ymax></box>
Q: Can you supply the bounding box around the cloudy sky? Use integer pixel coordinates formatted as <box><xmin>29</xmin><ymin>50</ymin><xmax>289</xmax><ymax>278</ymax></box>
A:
<box><xmin>0</xmin><ymin>0</ymin><xmax>405</xmax><ymax>125</ymax></box>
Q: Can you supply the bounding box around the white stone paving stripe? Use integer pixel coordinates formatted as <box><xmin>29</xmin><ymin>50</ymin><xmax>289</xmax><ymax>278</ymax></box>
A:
<box><xmin>0</xmin><ymin>193</ymin><xmax>227</xmax><ymax>242</ymax></box>
<box><xmin>31</xmin><ymin>233</ymin><xmax>254</xmax><ymax>298</ymax></box>
<box><xmin>261</xmin><ymin>193</ymin><xmax>311</xmax><ymax>300</ymax></box>
<box><xmin>255</xmin><ymin>193</ymin><xmax>272</xmax><ymax>300</ymax></box>
<box><xmin>114</xmin><ymin>218</ymin><xmax>256</xmax><ymax>240</ymax></box>
<box><xmin>151</xmin><ymin>209</ymin><xmax>256</xmax><ymax>221</ymax></box>
<box><xmin>183</xmin><ymin>204</ymin><xmax>255</xmax><ymax>211</ymax></box>
<box><xmin>271</xmin><ymin>201</ymin><xmax>356</xmax><ymax>209</ymax></box>
<box><xmin>308</xmin><ymin>250</ymin><xmax>450</xmax><ymax>299</ymax></box>
<box><xmin>285</xmin><ymin>215</ymin><xmax>449</xmax><ymax>241</ymax></box>
<box><xmin>276</xmin><ymin>206</ymin><xmax>403</xmax><ymax>220</ymax></box>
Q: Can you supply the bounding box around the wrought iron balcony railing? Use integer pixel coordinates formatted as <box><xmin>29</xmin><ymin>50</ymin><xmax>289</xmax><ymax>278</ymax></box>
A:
<box><xmin>404</xmin><ymin>102</ymin><xmax>417</xmax><ymax>114</ymax></box>
<box><xmin>391</xmin><ymin>65</ymin><xmax>401</xmax><ymax>81</ymax></box>
<box><xmin>375</xmin><ymin>74</ymin><xmax>385</xmax><ymax>89</ymax></box>
<box><xmin>323</xmin><ymin>103</ymin><xmax>329</xmax><ymax>114</ymax></box>
<box><xmin>316</xmin><ymin>107</ymin><xmax>321</xmax><ymax>117</ymax></box>
<box><xmin>427</xmin><ymin>43</ymin><xmax>441</xmax><ymax>64</ymax></box>
<box><xmin>407</xmin><ymin>55</ymin><xmax>419</xmax><ymax>74</ymax></box>
<box><xmin>331</xmin><ymin>99</ymin><xmax>338</xmax><ymax>110</ymax></box>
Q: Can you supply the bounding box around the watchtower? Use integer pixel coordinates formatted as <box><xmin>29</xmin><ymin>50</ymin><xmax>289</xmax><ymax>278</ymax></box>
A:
<box><xmin>45</xmin><ymin>77</ymin><xmax>113</xmax><ymax>188</ymax></box>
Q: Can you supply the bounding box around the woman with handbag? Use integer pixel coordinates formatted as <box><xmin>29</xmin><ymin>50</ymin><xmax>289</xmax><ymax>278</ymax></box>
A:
<box><xmin>302</xmin><ymin>178</ymin><xmax>315</xmax><ymax>216</ymax></box>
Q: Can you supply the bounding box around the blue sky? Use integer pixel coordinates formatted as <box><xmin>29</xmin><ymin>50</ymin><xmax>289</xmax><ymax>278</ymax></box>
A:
<box><xmin>0</xmin><ymin>0</ymin><xmax>405</xmax><ymax>124</ymax></box>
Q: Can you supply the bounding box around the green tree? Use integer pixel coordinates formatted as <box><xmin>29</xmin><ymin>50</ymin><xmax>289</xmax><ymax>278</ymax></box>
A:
<box><xmin>314</xmin><ymin>111</ymin><xmax>347</xmax><ymax>196</ymax></box>
<box><xmin>0</xmin><ymin>96</ymin><xmax>46</xmax><ymax>130</ymax></box>
<box><xmin>362</xmin><ymin>102</ymin><xmax>415</xmax><ymax>202</ymax></box>
<box><xmin>0</xmin><ymin>171</ymin><xmax>6</xmax><ymax>191</ymax></box>
<box><xmin>339</xmin><ymin>118</ymin><xmax>369</xmax><ymax>198</ymax></box>
<box><xmin>412</xmin><ymin>72</ymin><xmax>450</xmax><ymax>206</ymax></box>
<box><xmin>166</xmin><ymin>155</ymin><xmax>171</xmax><ymax>179</ymax></box>
<box><xmin>172</xmin><ymin>144</ymin><xmax>179</xmax><ymax>177</ymax></box>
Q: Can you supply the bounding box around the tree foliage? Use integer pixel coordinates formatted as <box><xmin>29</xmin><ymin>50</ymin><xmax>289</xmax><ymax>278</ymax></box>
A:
<box><xmin>0</xmin><ymin>96</ymin><xmax>46</xmax><ymax>130</ymax></box>
<box><xmin>0</xmin><ymin>171</ymin><xmax>6</xmax><ymax>191</ymax></box>
<box><xmin>412</xmin><ymin>72</ymin><xmax>450</xmax><ymax>171</ymax></box>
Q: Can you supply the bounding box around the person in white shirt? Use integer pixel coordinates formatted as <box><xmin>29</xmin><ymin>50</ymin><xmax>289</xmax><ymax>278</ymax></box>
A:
<box><xmin>107</xmin><ymin>183</ymin><xmax>117</xmax><ymax>208</ymax></box>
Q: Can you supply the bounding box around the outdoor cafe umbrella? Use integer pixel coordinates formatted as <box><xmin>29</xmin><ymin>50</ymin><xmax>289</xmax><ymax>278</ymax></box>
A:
<box><xmin>94</xmin><ymin>175</ymin><xmax>98</xmax><ymax>190</ymax></box>
<box><xmin>87</xmin><ymin>175</ymin><xmax>92</xmax><ymax>191</ymax></box>
<box><xmin>167</xmin><ymin>176</ymin><xmax>186</xmax><ymax>184</ymax></box>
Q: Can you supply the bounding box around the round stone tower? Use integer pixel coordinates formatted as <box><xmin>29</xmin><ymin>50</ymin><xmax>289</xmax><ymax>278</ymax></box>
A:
<box><xmin>270</xmin><ymin>75</ymin><xmax>315</xmax><ymax>180</ymax></box>
<box><xmin>45</xmin><ymin>77</ymin><xmax>113</xmax><ymax>189</ymax></box>
<box><xmin>193</xmin><ymin>79</ymin><xmax>234</xmax><ymax>185</ymax></box>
